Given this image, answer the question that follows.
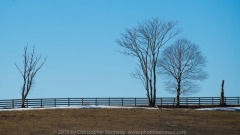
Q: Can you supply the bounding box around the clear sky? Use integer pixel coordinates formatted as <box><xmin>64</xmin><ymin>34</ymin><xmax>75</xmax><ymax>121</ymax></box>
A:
<box><xmin>0</xmin><ymin>0</ymin><xmax>240</xmax><ymax>100</ymax></box>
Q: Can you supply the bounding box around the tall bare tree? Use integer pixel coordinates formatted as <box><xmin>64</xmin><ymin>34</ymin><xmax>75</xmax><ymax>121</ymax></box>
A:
<box><xmin>15</xmin><ymin>45</ymin><xmax>47</xmax><ymax>108</ymax></box>
<box><xmin>116</xmin><ymin>18</ymin><xmax>182</xmax><ymax>107</ymax></box>
<box><xmin>158</xmin><ymin>38</ymin><xmax>208</xmax><ymax>107</ymax></box>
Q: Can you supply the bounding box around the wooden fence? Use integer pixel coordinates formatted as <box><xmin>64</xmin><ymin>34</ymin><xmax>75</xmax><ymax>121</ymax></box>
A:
<box><xmin>0</xmin><ymin>97</ymin><xmax>239</xmax><ymax>108</ymax></box>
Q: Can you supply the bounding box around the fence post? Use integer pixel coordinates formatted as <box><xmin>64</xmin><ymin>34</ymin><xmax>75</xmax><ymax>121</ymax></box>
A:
<box><xmin>186</xmin><ymin>98</ymin><xmax>188</xmax><ymax>106</ymax></box>
<box><xmin>238</xmin><ymin>97</ymin><xmax>239</xmax><ymax>105</ymax></box>
<box><xmin>95</xmin><ymin>98</ymin><xmax>97</xmax><ymax>106</ymax></box>
<box><xmin>122</xmin><ymin>97</ymin><xmax>123</xmax><ymax>106</ymax></box>
<box><xmin>41</xmin><ymin>99</ymin><xmax>42</xmax><ymax>108</ymax></box>
<box><xmin>198</xmin><ymin>97</ymin><xmax>200</xmax><ymax>106</ymax></box>
<box><xmin>173</xmin><ymin>98</ymin><xmax>175</xmax><ymax>106</ymax></box>
<box><xmin>160</xmin><ymin>98</ymin><xmax>162</xmax><ymax>106</ymax></box>
<box><xmin>12</xmin><ymin>99</ymin><xmax>14</xmax><ymax>108</ymax></box>
<box><xmin>54</xmin><ymin>98</ymin><xmax>56</xmax><ymax>107</ymax></box>
<box><xmin>109</xmin><ymin>97</ymin><xmax>110</xmax><ymax>106</ymax></box>
<box><xmin>224</xmin><ymin>97</ymin><xmax>226</xmax><ymax>105</ymax></box>
<box><xmin>135</xmin><ymin>97</ymin><xmax>136</xmax><ymax>106</ymax></box>
<box><xmin>26</xmin><ymin>99</ymin><xmax>28</xmax><ymax>108</ymax></box>
<box><xmin>212</xmin><ymin>97</ymin><xmax>213</xmax><ymax>105</ymax></box>
<box><xmin>82</xmin><ymin>98</ymin><xmax>83</xmax><ymax>106</ymax></box>
<box><xmin>68</xmin><ymin>98</ymin><xmax>70</xmax><ymax>106</ymax></box>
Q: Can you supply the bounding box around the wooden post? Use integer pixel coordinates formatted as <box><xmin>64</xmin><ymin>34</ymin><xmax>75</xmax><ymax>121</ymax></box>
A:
<box><xmin>54</xmin><ymin>98</ymin><xmax>56</xmax><ymax>107</ymax></box>
<box><xmin>109</xmin><ymin>97</ymin><xmax>110</xmax><ymax>106</ymax></box>
<box><xmin>212</xmin><ymin>97</ymin><xmax>213</xmax><ymax>105</ymax></box>
<box><xmin>12</xmin><ymin>99</ymin><xmax>14</xmax><ymax>108</ymax></box>
<box><xmin>186</xmin><ymin>98</ymin><xmax>188</xmax><ymax>106</ymax></box>
<box><xmin>220</xmin><ymin>80</ymin><xmax>225</xmax><ymax>106</ymax></box>
<box><xmin>135</xmin><ymin>97</ymin><xmax>136</xmax><ymax>106</ymax></box>
<box><xmin>198</xmin><ymin>97</ymin><xmax>200</xmax><ymax>106</ymax></box>
<box><xmin>160</xmin><ymin>98</ymin><xmax>162</xmax><ymax>106</ymax></box>
<box><xmin>82</xmin><ymin>98</ymin><xmax>83</xmax><ymax>106</ymax></box>
<box><xmin>95</xmin><ymin>98</ymin><xmax>97</xmax><ymax>106</ymax></box>
<box><xmin>121</xmin><ymin>97</ymin><xmax>123</xmax><ymax>106</ymax></box>
<box><xmin>238</xmin><ymin>97</ymin><xmax>239</xmax><ymax>105</ymax></box>
<box><xmin>173</xmin><ymin>98</ymin><xmax>175</xmax><ymax>106</ymax></box>
<box><xmin>40</xmin><ymin>99</ymin><xmax>42</xmax><ymax>108</ymax></box>
<box><xmin>68</xmin><ymin>98</ymin><xmax>70</xmax><ymax>106</ymax></box>
<box><xmin>224</xmin><ymin>97</ymin><xmax>226</xmax><ymax>105</ymax></box>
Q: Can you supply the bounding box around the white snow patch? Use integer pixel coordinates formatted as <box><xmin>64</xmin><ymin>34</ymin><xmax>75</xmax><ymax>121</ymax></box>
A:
<box><xmin>0</xmin><ymin>105</ymin><xmax>158</xmax><ymax>112</ymax></box>
<box><xmin>1</xmin><ymin>105</ymin><xmax>239</xmax><ymax>112</ymax></box>
<box><xmin>195</xmin><ymin>107</ymin><xmax>240</xmax><ymax>112</ymax></box>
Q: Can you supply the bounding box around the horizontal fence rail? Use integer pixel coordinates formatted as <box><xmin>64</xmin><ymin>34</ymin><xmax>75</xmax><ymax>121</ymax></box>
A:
<box><xmin>0</xmin><ymin>97</ymin><xmax>239</xmax><ymax>109</ymax></box>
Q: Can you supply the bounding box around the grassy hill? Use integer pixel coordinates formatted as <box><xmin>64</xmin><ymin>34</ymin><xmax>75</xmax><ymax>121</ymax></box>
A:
<box><xmin>0</xmin><ymin>108</ymin><xmax>240</xmax><ymax>135</ymax></box>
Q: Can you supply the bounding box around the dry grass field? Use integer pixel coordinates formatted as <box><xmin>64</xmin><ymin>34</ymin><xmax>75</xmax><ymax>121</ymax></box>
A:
<box><xmin>0</xmin><ymin>108</ymin><xmax>240</xmax><ymax>135</ymax></box>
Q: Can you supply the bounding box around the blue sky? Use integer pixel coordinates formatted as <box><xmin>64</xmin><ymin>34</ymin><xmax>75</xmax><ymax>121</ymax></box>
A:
<box><xmin>0</xmin><ymin>0</ymin><xmax>240</xmax><ymax>100</ymax></box>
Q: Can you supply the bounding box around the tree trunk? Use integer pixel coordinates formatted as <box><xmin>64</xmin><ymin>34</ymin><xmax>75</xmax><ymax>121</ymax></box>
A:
<box><xmin>21</xmin><ymin>95</ymin><xmax>25</xmax><ymax>108</ymax></box>
<box><xmin>153</xmin><ymin>66</ymin><xmax>157</xmax><ymax>107</ymax></box>
<box><xmin>176</xmin><ymin>81</ymin><xmax>181</xmax><ymax>107</ymax></box>
<box><xmin>220</xmin><ymin>80</ymin><xmax>225</xmax><ymax>106</ymax></box>
<box><xmin>149</xmin><ymin>79</ymin><xmax>154</xmax><ymax>107</ymax></box>
<box><xmin>148</xmin><ymin>100</ymin><xmax>153</xmax><ymax>107</ymax></box>
<box><xmin>145</xmin><ymin>75</ymin><xmax>152</xmax><ymax>107</ymax></box>
<box><xmin>148</xmin><ymin>97</ymin><xmax>154</xmax><ymax>107</ymax></box>
<box><xmin>176</xmin><ymin>93</ymin><xmax>180</xmax><ymax>107</ymax></box>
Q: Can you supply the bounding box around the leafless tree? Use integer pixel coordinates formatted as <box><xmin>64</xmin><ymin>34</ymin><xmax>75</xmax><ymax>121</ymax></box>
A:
<box><xmin>15</xmin><ymin>45</ymin><xmax>47</xmax><ymax>108</ymax></box>
<box><xmin>158</xmin><ymin>38</ymin><xmax>208</xmax><ymax>107</ymax></box>
<box><xmin>116</xmin><ymin>18</ymin><xmax>182</xmax><ymax>107</ymax></box>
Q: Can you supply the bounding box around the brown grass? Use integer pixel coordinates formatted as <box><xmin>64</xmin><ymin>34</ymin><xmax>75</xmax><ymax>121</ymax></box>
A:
<box><xmin>0</xmin><ymin>108</ymin><xmax>240</xmax><ymax>135</ymax></box>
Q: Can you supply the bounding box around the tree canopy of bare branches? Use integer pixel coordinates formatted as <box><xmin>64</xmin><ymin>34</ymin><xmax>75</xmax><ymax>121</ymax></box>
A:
<box><xmin>15</xmin><ymin>45</ymin><xmax>47</xmax><ymax>108</ymax></box>
<box><xmin>158</xmin><ymin>38</ymin><xmax>208</xmax><ymax>106</ymax></box>
<box><xmin>116</xmin><ymin>18</ymin><xmax>182</xmax><ymax>107</ymax></box>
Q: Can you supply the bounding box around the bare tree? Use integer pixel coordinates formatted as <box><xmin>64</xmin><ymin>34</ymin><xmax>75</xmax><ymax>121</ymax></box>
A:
<box><xmin>158</xmin><ymin>38</ymin><xmax>208</xmax><ymax>107</ymax></box>
<box><xmin>116</xmin><ymin>18</ymin><xmax>182</xmax><ymax>107</ymax></box>
<box><xmin>15</xmin><ymin>45</ymin><xmax>47</xmax><ymax>108</ymax></box>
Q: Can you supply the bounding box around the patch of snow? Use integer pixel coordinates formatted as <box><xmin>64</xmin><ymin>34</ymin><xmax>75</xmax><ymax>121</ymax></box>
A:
<box><xmin>195</xmin><ymin>107</ymin><xmax>240</xmax><ymax>112</ymax></box>
<box><xmin>1</xmin><ymin>105</ymin><xmax>239</xmax><ymax>112</ymax></box>
<box><xmin>0</xmin><ymin>105</ymin><xmax>158</xmax><ymax>111</ymax></box>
